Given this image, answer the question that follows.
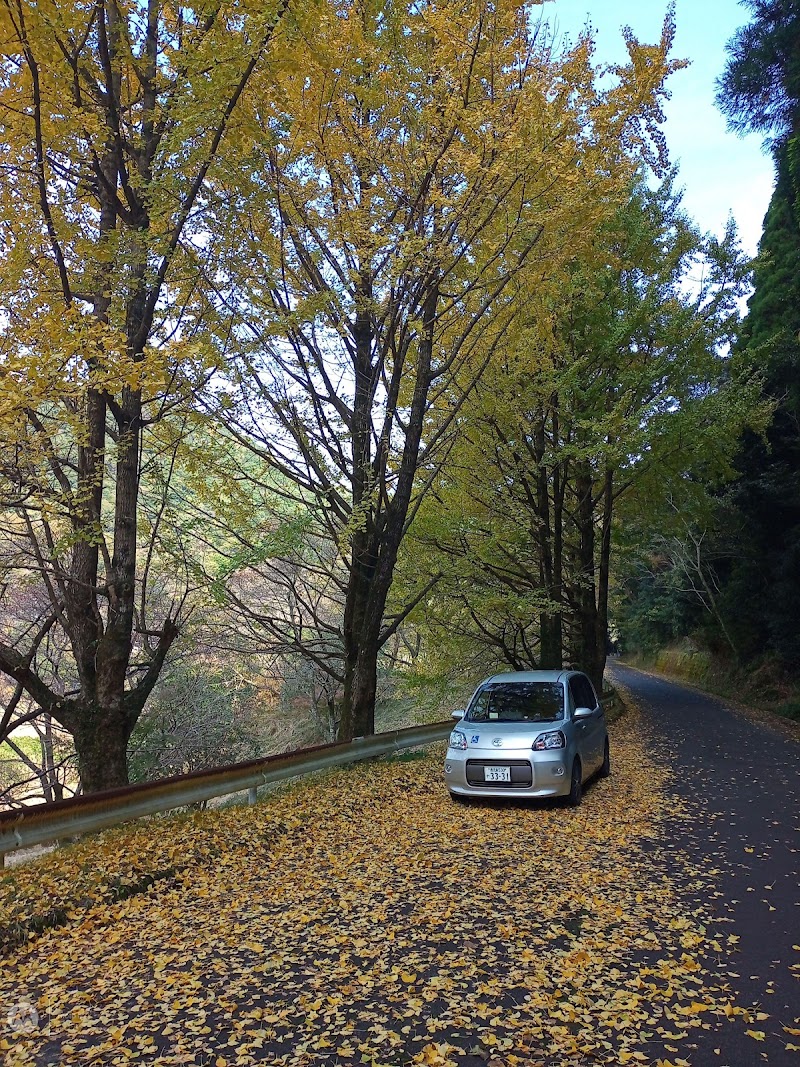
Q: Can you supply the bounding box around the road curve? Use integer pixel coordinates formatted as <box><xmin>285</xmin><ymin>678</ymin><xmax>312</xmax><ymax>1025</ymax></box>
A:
<box><xmin>610</xmin><ymin>662</ymin><xmax>800</xmax><ymax>1067</ymax></box>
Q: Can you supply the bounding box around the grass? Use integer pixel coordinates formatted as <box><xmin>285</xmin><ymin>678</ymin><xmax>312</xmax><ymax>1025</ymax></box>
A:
<box><xmin>0</xmin><ymin>736</ymin><xmax>39</xmax><ymax>762</ymax></box>
<box><xmin>774</xmin><ymin>698</ymin><xmax>800</xmax><ymax>722</ymax></box>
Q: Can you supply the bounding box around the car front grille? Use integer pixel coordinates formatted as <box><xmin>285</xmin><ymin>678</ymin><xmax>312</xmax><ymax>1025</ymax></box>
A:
<box><xmin>465</xmin><ymin>759</ymin><xmax>533</xmax><ymax>788</ymax></box>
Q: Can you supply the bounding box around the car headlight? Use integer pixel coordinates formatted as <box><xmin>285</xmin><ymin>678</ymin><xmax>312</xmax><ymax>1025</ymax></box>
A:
<box><xmin>532</xmin><ymin>729</ymin><xmax>566</xmax><ymax>751</ymax></box>
<box><xmin>449</xmin><ymin>729</ymin><xmax>468</xmax><ymax>751</ymax></box>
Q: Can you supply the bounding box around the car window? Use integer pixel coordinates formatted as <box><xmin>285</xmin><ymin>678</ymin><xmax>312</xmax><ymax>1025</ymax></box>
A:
<box><xmin>569</xmin><ymin>675</ymin><xmax>597</xmax><ymax>711</ymax></box>
<box><xmin>465</xmin><ymin>682</ymin><xmax>564</xmax><ymax>723</ymax></box>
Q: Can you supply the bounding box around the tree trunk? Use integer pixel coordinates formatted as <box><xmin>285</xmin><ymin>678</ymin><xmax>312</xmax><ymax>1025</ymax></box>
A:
<box><xmin>593</xmin><ymin>466</ymin><xmax>614</xmax><ymax>693</ymax></box>
<box><xmin>548</xmin><ymin>403</ymin><xmax>565</xmax><ymax>667</ymax></box>
<box><xmin>342</xmin><ymin>642</ymin><xmax>379</xmax><ymax>740</ymax></box>
<box><xmin>539</xmin><ymin>613</ymin><xmax>562</xmax><ymax>669</ymax></box>
<box><xmin>40</xmin><ymin>713</ymin><xmax>64</xmax><ymax>803</ymax></box>
<box><xmin>97</xmin><ymin>389</ymin><xmax>142</xmax><ymax>704</ymax></box>
<box><xmin>339</xmin><ymin>541</ymin><xmax>386</xmax><ymax>740</ymax></box>
<box><xmin>72</xmin><ymin>705</ymin><xmax>133</xmax><ymax>792</ymax></box>
<box><xmin>572</xmin><ymin>462</ymin><xmax>604</xmax><ymax>693</ymax></box>
<box><xmin>535</xmin><ymin>404</ymin><xmax>562</xmax><ymax>669</ymax></box>
<box><xmin>338</xmin><ymin>274</ymin><xmax>439</xmax><ymax>741</ymax></box>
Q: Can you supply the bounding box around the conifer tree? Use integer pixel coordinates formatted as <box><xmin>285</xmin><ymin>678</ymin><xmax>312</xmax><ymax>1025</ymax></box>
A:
<box><xmin>715</xmin><ymin>0</ymin><xmax>800</xmax><ymax>664</ymax></box>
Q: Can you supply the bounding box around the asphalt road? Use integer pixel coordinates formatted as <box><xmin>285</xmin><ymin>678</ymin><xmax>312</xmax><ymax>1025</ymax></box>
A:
<box><xmin>610</xmin><ymin>662</ymin><xmax>800</xmax><ymax>1067</ymax></box>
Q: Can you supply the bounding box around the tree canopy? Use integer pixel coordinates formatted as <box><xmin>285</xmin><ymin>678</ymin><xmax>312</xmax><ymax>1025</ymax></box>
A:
<box><xmin>0</xmin><ymin>0</ymin><xmax>768</xmax><ymax>795</ymax></box>
<box><xmin>0</xmin><ymin>0</ymin><xmax>290</xmax><ymax>789</ymax></box>
<box><xmin>400</xmin><ymin>176</ymin><xmax>758</xmax><ymax>692</ymax></box>
<box><xmin>619</xmin><ymin>0</ymin><xmax>800</xmax><ymax>674</ymax></box>
<box><xmin>205</xmin><ymin>0</ymin><xmax>684</xmax><ymax>737</ymax></box>
<box><xmin>716</xmin><ymin>0</ymin><xmax>800</xmax><ymax>143</ymax></box>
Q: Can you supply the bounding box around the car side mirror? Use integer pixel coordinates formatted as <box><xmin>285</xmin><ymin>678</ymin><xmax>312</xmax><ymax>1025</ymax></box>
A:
<box><xmin>451</xmin><ymin>709</ymin><xmax>465</xmax><ymax>720</ymax></box>
<box><xmin>573</xmin><ymin>706</ymin><xmax>593</xmax><ymax>720</ymax></box>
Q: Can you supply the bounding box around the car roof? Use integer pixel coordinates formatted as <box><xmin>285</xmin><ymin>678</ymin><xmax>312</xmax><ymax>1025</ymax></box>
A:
<box><xmin>480</xmin><ymin>669</ymin><xmax>575</xmax><ymax>685</ymax></box>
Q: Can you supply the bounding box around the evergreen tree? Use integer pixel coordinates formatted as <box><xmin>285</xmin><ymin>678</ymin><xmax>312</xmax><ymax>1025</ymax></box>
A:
<box><xmin>722</xmin><ymin>148</ymin><xmax>800</xmax><ymax>663</ymax></box>
<box><xmin>716</xmin><ymin>0</ymin><xmax>800</xmax><ymax>143</ymax></box>
<box><xmin>713</xmin><ymin>0</ymin><xmax>800</xmax><ymax>665</ymax></box>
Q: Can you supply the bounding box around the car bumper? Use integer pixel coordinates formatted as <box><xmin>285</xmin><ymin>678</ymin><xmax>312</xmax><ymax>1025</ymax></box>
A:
<box><xmin>444</xmin><ymin>748</ymin><xmax>571</xmax><ymax>799</ymax></box>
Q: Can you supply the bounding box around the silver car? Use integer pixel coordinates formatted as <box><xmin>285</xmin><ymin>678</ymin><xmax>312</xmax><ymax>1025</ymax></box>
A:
<box><xmin>444</xmin><ymin>670</ymin><xmax>610</xmax><ymax>805</ymax></box>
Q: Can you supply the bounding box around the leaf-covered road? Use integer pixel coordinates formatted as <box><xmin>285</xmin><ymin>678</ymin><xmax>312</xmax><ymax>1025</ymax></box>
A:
<box><xmin>610</xmin><ymin>663</ymin><xmax>800</xmax><ymax>1067</ymax></box>
<box><xmin>1</xmin><ymin>672</ymin><xmax>798</xmax><ymax>1067</ymax></box>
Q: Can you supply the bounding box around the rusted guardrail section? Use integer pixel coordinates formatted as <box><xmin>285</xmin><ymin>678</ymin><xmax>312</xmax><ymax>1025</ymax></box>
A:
<box><xmin>0</xmin><ymin>720</ymin><xmax>452</xmax><ymax>862</ymax></box>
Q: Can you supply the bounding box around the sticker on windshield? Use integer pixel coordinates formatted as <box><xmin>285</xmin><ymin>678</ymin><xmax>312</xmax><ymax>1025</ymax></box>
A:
<box><xmin>471</xmin><ymin>735</ymin><xmax>480</xmax><ymax>744</ymax></box>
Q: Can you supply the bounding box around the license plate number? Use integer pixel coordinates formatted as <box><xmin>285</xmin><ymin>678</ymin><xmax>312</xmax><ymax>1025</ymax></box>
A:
<box><xmin>484</xmin><ymin>765</ymin><xmax>511</xmax><ymax>782</ymax></box>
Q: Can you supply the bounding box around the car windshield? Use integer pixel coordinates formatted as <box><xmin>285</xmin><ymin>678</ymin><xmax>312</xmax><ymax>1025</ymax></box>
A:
<box><xmin>465</xmin><ymin>681</ymin><xmax>564</xmax><ymax>723</ymax></box>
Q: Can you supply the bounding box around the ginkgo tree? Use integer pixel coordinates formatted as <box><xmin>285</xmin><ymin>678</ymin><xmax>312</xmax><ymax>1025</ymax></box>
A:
<box><xmin>0</xmin><ymin>0</ymin><xmax>292</xmax><ymax>791</ymax></box>
<box><xmin>402</xmin><ymin>177</ymin><xmax>762</xmax><ymax>692</ymax></box>
<box><xmin>210</xmin><ymin>0</ymin><xmax>684</xmax><ymax>739</ymax></box>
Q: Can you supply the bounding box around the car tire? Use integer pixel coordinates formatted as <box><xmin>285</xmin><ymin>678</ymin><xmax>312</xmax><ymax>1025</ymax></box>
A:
<box><xmin>567</xmin><ymin>759</ymin><xmax>582</xmax><ymax>807</ymax></box>
<box><xmin>600</xmin><ymin>739</ymin><xmax>611</xmax><ymax>778</ymax></box>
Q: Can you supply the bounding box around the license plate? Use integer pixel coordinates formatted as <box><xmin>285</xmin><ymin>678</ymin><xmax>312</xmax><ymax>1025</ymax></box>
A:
<box><xmin>484</xmin><ymin>765</ymin><xmax>511</xmax><ymax>782</ymax></box>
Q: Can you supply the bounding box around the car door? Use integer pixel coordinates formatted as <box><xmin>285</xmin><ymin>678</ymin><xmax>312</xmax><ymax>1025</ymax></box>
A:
<box><xmin>582</xmin><ymin>675</ymin><xmax>606</xmax><ymax>772</ymax></box>
<box><xmin>570</xmin><ymin>674</ymin><xmax>604</xmax><ymax>773</ymax></box>
<box><xmin>568</xmin><ymin>675</ymin><xmax>593</xmax><ymax>774</ymax></box>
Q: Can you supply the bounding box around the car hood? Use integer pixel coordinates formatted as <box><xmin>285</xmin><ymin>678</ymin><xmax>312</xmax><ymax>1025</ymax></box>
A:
<box><xmin>456</xmin><ymin>720</ymin><xmax>563</xmax><ymax>751</ymax></box>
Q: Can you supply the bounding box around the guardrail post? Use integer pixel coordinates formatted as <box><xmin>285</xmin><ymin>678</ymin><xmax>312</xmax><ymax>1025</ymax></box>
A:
<box><xmin>248</xmin><ymin>787</ymin><xmax>257</xmax><ymax>806</ymax></box>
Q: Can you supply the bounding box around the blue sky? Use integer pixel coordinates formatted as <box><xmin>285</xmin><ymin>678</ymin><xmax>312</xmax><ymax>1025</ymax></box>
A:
<box><xmin>541</xmin><ymin>0</ymin><xmax>775</xmax><ymax>257</ymax></box>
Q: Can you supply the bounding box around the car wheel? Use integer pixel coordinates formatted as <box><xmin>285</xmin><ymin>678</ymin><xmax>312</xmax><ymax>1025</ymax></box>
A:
<box><xmin>567</xmin><ymin>759</ymin><xmax>582</xmax><ymax>807</ymax></box>
<box><xmin>600</xmin><ymin>739</ymin><xmax>611</xmax><ymax>778</ymax></box>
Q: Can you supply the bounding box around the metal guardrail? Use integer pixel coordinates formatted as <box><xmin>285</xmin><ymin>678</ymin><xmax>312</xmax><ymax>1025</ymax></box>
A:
<box><xmin>0</xmin><ymin>720</ymin><xmax>452</xmax><ymax>862</ymax></box>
